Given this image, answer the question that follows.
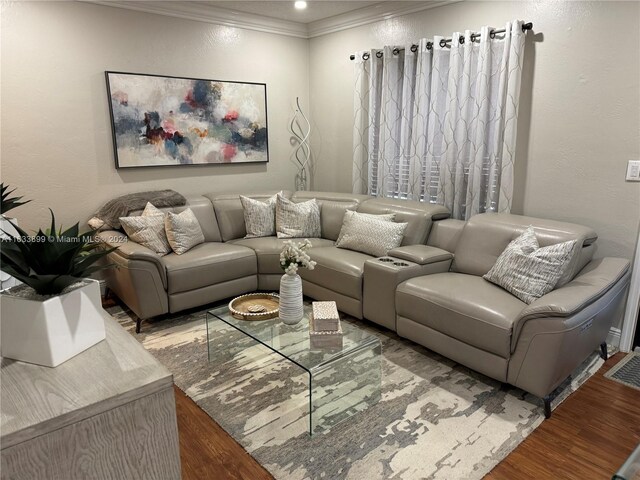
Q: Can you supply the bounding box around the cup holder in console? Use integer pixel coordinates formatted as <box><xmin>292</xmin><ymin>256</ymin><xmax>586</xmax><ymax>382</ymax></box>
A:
<box><xmin>393</xmin><ymin>262</ymin><xmax>409</xmax><ymax>267</ymax></box>
<box><xmin>378</xmin><ymin>257</ymin><xmax>394</xmax><ymax>262</ymax></box>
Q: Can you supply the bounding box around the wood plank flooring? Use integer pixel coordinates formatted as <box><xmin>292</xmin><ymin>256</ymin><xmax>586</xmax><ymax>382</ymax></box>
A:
<box><xmin>174</xmin><ymin>353</ymin><xmax>640</xmax><ymax>480</ymax></box>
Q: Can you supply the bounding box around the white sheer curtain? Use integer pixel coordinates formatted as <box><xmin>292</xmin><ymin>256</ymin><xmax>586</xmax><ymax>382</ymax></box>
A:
<box><xmin>352</xmin><ymin>21</ymin><xmax>526</xmax><ymax>220</ymax></box>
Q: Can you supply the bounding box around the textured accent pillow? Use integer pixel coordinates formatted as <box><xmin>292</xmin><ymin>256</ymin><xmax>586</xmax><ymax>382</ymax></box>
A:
<box><xmin>275</xmin><ymin>194</ymin><xmax>321</xmax><ymax>239</ymax></box>
<box><xmin>335</xmin><ymin>211</ymin><xmax>396</xmax><ymax>244</ymax></box>
<box><xmin>165</xmin><ymin>208</ymin><xmax>205</xmax><ymax>255</ymax></box>
<box><xmin>119</xmin><ymin>203</ymin><xmax>172</xmax><ymax>255</ymax></box>
<box><xmin>336</xmin><ymin>211</ymin><xmax>407</xmax><ymax>257</ymax></box>
<box><xmin>240</xmin><ymin>193</ymin><xmax>279</xmax><ymax>238</ymax></box>
<box><xmin>483</xmin><ymin>226</ymin><xmax>578</xmax><ymax>304</ymax></box>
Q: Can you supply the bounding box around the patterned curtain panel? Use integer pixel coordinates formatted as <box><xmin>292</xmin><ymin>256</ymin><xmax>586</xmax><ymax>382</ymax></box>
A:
<box><xmin>352</xmin><ymin>21</ymin><xmax>526</xmax><ymax>220</ymax></box>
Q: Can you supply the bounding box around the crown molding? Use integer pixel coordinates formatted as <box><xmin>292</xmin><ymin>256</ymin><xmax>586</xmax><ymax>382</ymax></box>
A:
<box><xmin>307</xmin><ymin>1</ymin><xmax>460</xmax><ymax>38</ymax></box>
<box><xmin>83</xmin><ymin>1</ymin><xmax>309</xmax><ymax>38</ymax></box>
<box><xmin>81</xmin><ymin>1</ymin><xmax>460</xmax><ymax>39</ymax></box>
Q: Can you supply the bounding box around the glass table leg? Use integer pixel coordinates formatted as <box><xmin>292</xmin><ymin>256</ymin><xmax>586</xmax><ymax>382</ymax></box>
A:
<box><xmin>309</xmin><ymin>340</ymin><xmax>382</xmax><ymax>435</ymax></box>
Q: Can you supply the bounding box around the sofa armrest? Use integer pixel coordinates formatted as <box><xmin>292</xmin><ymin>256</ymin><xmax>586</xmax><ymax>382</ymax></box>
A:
<box><xmin>507</xmin><ymin>257</ymin><xmax>630</xmax><ymax>398</ymax></box>
<box><xmin>387</xmin><ymin>245</ymin><xmax>453</xmax><ymax>266</ymax></box>
<box><xmin>96</xmin><ymin>231</ymin><xmax>167</xmax><ymax>287</ymax></box>
<box><xmin>517</xmin><ymin>257</ymin><xmax>630</xmax><ymax>322</ymax></box>
<box><xmin>511</xmin><ymin>257</ymin><xmax>630</xmax><ymax>353</ymax></box>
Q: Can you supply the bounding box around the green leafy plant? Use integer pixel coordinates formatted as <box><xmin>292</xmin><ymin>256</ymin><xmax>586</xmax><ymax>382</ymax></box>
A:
<box><xmin>0</xmin><ymin>211</ymin><xmax>117</xmax><ymax>295</ymax></box>
<box><xmin>1</xmin><ymin>183</ymin><xmax>31</xmax><ymax>216</ymax></box>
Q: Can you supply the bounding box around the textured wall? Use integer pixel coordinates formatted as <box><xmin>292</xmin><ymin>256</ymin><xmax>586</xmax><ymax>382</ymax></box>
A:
<box><xmin>1</xmin><ymin>1</ymin><xmax>309</xmax><ymax>230</ymax></box>
<box><xmin>309</xmin><ymin>0</ymin><xmax>640</xmax><ymax>262</ymax></box>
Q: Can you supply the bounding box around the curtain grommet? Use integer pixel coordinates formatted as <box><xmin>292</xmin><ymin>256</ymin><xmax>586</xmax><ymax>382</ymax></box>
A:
<box><xmin>459</xmin><ymin>35</ymin><xmax>465</xmax><ymax>45</ymax></box>
<box><xmin>439</xmin><ymin>38</ymin><xmax>447</xmax><ymax>48</ymax></box>
<box><xmin>392</xmin><ymin>48</ymin><xmax>400</xmax><ymax>56</ymax></box>
<box><xmin>363</xmin><ymin>52</ymin><xmax>370</xmax><ymax>60</ymax></box>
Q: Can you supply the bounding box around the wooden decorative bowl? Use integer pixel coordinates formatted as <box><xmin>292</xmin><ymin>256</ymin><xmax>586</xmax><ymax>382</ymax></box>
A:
<box><xmin>229</xmin><ymin>293</ymin><xmax>280</xmax><ymax>320</ymax></box>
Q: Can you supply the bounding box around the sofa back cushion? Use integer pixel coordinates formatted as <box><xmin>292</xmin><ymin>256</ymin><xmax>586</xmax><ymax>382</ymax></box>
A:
<box><xmin>453</xmin><ymin>213</ymin><xmax>598</xmax><ymax>287</ymax></box>
<box><xmin>291</xmin><ymin>191</ymin><xmax>371</xmax><ymax>241</ymax></box>
<box><xmin>356</xmin><ymin>198</ymin><xmax>450</xmax><ymax>246</ymax></box>
<box><xmin>127</xmin><ymin>196</ymin><xmax>221</xmax><ymax>243</ymax></box>
<box><xmin>207</xmin><ymin>191</ymin><xmax>293</xmax><ymax>242</ymax></box>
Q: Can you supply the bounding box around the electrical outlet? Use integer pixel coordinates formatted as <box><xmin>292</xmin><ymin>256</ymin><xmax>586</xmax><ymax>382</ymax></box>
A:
<box><xmin>626</xmin><ymin>160</ymin><xmax>640</xmax><ymax>182</ymax></box>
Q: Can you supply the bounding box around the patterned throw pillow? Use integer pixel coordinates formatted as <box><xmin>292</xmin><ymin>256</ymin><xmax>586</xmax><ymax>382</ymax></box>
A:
<box><xmin>165</xmin><ymin>208</ymin><xmax>205</xmax><ymax>255</ymax></box>
<box><xmin>240</xmin><ymin>193</ymin><xmax>279</xmax><ymax>238</ymax></box>
<box><xmin>483</xmin><ymin>226</ymin><xmax>578</xmax><ymax>304</ymax></box>
<box><xmin>119</xmin><ymin>202</ymin><xmax>172</xmax><ymax>255</ymax></box>
<box><xmin>336</xmin><ymin>211</ymin><xmax>407</xmax><ymax>257</ymax></box>
<box><xmin>275</xmin><ymin>194</ymin><xmax>321</xmax><ymax>239</ymax></box>
<box><xmin>335</xmin><ymin>211</ymin><xmax>396</xmax><ymax>244</ymax></box>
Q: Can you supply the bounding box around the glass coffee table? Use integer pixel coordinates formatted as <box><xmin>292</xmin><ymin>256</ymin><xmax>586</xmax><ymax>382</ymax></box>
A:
<box><xmin>206</xmin><ymin>303</ymin><xmax>381</xmax><ymax>435</ymax></box>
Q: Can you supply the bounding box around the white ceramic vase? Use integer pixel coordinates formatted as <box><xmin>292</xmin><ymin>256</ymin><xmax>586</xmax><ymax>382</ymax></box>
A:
<box><xmin>279</xmin><ymin>273</ymin><xmax>304</xmax><ymax>325</ymax></box>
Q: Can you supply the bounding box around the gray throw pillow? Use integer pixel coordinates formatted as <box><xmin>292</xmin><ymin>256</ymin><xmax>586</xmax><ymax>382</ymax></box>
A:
<box><xmin>165</xmin><ymin>208</ymin><xmax>205</xmax><ymax>255</ymax></box>
<box><xmin>275</xmin><ymin>194</ymin><xmax>321</xmax><ymax>239</ymax></box>
<box><xmin>119</xmin><ymin>202</ymin><xmax>171</xmax><ymax>255</ymax></box>
<box><xmin>240</xmin><ymin>193</ymin><xmax>279</xmax><ymax>238</ymax></box>
<box><xmin>336</xmin><ymin>211</ymin><xmax>407</xmax><ymax>257</ymax></box>
<box><xmin>483</xmin><ymin>226</ymin><xmax>578</xmax><ymax>304</ymax></box>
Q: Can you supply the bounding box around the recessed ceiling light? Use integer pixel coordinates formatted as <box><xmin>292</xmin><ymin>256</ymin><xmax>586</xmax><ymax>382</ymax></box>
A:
<box><xmin>294</xmin><ymin>1</ymin><xmax>307</xmax><ymax>10</ymax></box>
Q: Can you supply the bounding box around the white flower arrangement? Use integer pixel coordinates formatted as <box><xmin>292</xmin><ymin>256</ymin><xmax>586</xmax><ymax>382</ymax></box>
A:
<box><xmin>280</xmin><ymin>239</ymin><xmax>317</xmax><ymax>275</ymax></box>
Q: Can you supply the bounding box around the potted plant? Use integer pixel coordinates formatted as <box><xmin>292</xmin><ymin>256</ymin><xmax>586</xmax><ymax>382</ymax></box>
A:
<box><xmin>1</xmin><ymin>183</ymin><xmax>31</xmax><ymax>290</ymax></box>
<box><xmin>0</xmin><ymin>210</ymin><xmax>116</xmax><ymax>367</ymax></box>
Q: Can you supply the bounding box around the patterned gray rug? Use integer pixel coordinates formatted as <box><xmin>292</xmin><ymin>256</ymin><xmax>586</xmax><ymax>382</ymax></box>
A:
<box><xmin>107</xmin><ymin>301</ymin><xmax>605</xmax><ymax>480</ymax></box>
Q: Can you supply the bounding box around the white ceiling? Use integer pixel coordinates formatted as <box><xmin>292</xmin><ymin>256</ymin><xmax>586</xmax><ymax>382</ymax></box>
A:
<box><xmin>205</xmin><ymin>1</ymin><xmax>381</xmax><ymax>24</ymax></box>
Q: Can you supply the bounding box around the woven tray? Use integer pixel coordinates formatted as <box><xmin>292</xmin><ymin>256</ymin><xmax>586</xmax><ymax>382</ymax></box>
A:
<box><xmin>229</xmin><ymin>293</ymin><xmax>280</xmax><ymax>320</ymax></box>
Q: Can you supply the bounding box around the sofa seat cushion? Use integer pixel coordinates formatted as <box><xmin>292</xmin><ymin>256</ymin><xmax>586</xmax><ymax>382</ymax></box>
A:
<box><xmin>299</xmin><ymin>246</ymin><xmax>372</xmax><ymax>300</ymax></box>
<box><xmin>229</xmin><ymin>237</ymin><xmax>334</xmax><ymax>275</ymax></box>
<box><xmin>161</xmin><ymin>242</ymin><xmax>256</xmax><ymax>294</ymax></box>
<box><xmin>396</xmin><ymin>273</ymin><xmax>526</xmax><ymax>358</ymax></box>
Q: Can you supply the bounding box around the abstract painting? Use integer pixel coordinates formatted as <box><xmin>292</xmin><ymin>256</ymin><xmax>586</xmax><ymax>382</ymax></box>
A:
<box><xmin>105</xmin><ymin>71</ymin><xmax>268</xmax><ymax>168</ymax></box>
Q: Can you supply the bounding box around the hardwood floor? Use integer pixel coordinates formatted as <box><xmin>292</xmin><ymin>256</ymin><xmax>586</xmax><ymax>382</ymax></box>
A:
<box><xmin>174</xmin><ymin>352</ymin><xmax>640</xmax><ymax>480</ymax></box>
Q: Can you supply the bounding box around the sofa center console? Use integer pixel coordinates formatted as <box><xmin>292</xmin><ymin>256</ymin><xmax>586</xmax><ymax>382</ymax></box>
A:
<box><xmin>363</xmin><ymin>246</ymin><xmax>453</xmax><ymax>330</ymax></box>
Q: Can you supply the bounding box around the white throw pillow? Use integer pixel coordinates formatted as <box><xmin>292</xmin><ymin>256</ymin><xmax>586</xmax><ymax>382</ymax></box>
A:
<box><xmin>336</xmin><ymin>211</ymin><xmax>407</xmax><ymax>257</ymax></box>
<box><xmin>165</xmin><ymin>208</ymin><xmax>205</xmax><ymax>255</ymax></box>
<box><xmin>240</xmin><ymin>193</ymin><xmax>279</xmax><ymax>238</ymax></box>
<box><xmin>119</xmin><ymin>202</ymin><xmax>171</xmax><ymax>255</ymax></box>
<box><xmin>483</xmin><ymin>226</ymin><xmax>578</xmax><ymax>304</ymax></box>
<box><xmin>275</xmin><ymin>194</ymin><xmax>321</xmax><ymax>239</ymax></box>
<box><xmin>335</xmin><ymin>211</ymin><xmax>396</xmax><ymax>244</ymax></box>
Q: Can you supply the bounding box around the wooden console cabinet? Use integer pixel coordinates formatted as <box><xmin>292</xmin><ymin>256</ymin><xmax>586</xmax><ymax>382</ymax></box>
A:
<box><xmin>1</xmin><ymin>313</ymin><xmax>181</xmax><ymax>479</ymax></box>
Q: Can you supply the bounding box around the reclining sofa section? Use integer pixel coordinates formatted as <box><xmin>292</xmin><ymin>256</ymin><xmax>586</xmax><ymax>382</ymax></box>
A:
<box><xmin>98</xmin><ymin>191</ymin><xmax>631</xmax><ymax>415</ymax></box>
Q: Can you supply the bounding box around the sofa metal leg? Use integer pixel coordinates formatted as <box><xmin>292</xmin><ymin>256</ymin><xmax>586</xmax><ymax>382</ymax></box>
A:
<box><xmin>543</xmin><ymin>395</ymin><xmax>552</xmax><ymax>419</ymax></box>
<box><xmin>599</xmin><ymin>342</ymin><xmax>608</xmax><ymax>361</ymax></box>
<box><xmin>135</xmin><ymin>318</ymin><xmax>142</xmax><ymax>334</ymax></box>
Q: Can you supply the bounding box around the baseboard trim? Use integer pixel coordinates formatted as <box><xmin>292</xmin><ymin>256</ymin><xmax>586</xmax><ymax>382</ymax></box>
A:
<box><xmin>607</xmin><ymin>327</ymin><xmax>622</xmax><ymax>348</ymax></box>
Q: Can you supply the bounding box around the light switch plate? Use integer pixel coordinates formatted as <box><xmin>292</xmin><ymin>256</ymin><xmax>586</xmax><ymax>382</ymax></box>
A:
<box><xmin>626</xmin><ymin>160</ymin><xmax>640</xmax><ymax>181</ymax></box>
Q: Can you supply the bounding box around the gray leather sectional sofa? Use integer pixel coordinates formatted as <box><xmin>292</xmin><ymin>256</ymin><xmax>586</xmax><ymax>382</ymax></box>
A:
<box><xmin>98</xmin><ymin>190</ymin><xmax>631</xmax><ymax>416</ymax></box>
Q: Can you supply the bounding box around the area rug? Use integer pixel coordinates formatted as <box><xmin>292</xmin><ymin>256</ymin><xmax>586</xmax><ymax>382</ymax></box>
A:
<box><xmin>106</xmin><ymin>302</ymin><xmax>606</xmax><ymax>480</ymax></box>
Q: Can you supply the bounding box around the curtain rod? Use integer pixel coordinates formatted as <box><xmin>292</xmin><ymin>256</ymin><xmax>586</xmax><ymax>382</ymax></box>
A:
<box><xmin>349</xmin><ymin>22</ymin><xmax>533</xmax><ymax>60</ymax></box>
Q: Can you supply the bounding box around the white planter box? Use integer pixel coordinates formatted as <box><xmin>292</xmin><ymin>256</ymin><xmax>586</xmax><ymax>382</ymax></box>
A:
<box><xmin>0</xmin><ymin>279</ymin><xmax>106</xmax><ymax>367</ymax></box>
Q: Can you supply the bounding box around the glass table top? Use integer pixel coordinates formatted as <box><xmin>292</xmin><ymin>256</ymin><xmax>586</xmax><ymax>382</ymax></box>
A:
<box><xmin>206</xmin><ymin>303</ymin><xmax>380</xmax><ymax>373</ymax></box>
